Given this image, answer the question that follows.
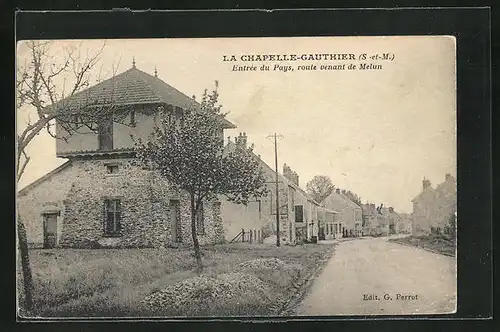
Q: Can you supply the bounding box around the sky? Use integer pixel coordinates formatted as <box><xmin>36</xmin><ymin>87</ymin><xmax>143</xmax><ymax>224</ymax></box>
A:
<box><xmin>16</xmin><ymin>36</ymin><xmax>456</xmax><ymax>213</ymax></box>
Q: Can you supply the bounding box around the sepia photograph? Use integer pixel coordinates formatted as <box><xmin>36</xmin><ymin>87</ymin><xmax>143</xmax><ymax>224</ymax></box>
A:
<box><xmin>16</xmin><ymin>36</ymin><xmax>457</xmax><ymax>318</ymax></box>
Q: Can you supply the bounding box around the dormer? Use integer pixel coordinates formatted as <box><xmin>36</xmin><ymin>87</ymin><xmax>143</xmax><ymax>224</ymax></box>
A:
<box><xmin>52</xmin><ymin>66</ymin><xmax>235</xmax><ymax>159</ymax></box>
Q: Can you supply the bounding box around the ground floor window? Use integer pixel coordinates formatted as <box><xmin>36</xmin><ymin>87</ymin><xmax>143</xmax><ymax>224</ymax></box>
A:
<box><xmin>103</xmin><ymin>199</ymin><xmax>121</xmax><ymax>236</ymax></box>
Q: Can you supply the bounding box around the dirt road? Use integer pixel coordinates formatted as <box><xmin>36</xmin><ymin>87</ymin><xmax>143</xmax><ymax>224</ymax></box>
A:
<box><xmin>297</xmin><ymin>236</ymin><xmax>456</xmax><ymax>316</ymax></box>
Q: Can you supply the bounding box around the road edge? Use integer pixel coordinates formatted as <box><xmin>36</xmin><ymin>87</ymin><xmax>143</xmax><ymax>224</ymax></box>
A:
<box><xmin>275</xmin><ymin>242</ymin><xmax>338</xmax><ymax>316</ymax></box>
<box><xmin>389</xmin><ymin>238</ymin><xmax>456</xmax><ymax>257</ymax></box>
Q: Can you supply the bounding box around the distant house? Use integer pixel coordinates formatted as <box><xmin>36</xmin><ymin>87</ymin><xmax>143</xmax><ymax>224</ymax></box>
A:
<box><xmin>361</xmin><ymin>203</ymin><xmax>382</xmax><ymax>236</ymax></box>
<box><xmin>220</xmin><ymin>136</ymin><xmax>341</xmax><ymax>244</ymax></box>
<box><xmin>396</xmin><ymin>213</ymin><xmax>412</xmax><ymax>234</ymax></box>
<box><xmin>17</xmin><ymin>65</ymin><xmax>235</xmax><ymax>249</ymax></box>
<box><xmin>384</xmin><ymin>207</ymin><xmax>402</xmax><ymax>235</ymax></box>
<box><xmin>411</xmin><ymin>174</ymin><xmax>457</xmax><ymax>236</ymax></box>
<box><xmin>322</xmin><ymin>189</ymin><xmax>362</xmax><ymax>237</ymax></box>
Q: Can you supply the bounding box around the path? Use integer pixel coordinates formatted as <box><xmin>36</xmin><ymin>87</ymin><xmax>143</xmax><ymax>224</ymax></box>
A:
<box><xmin>297</xmin><ymin>236</ymin><xmax>456</xmax><ymax>316</ymax></box>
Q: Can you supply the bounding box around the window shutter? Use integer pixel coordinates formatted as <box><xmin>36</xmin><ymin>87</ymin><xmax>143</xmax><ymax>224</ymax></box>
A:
<box><xmin>103</xmin><ymin>199</ymin><xmax>108</xmax><ymax>234</ymax></box>
<box><xmin>115</xmin><ymin>200</ymin><xmax>121</xmax><ymax>233</ymax></box>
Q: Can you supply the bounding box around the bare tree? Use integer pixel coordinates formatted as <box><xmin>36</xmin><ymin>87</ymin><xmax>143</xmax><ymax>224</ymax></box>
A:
<box><xmin>16</xmin><ymin>40</ymin><xmax>122</xmax><ymax>314</ymax></box>
<box><xmin>306</xmin><ymin>175</ymin><xmax>335</xmax><ymax>204</ymax></box>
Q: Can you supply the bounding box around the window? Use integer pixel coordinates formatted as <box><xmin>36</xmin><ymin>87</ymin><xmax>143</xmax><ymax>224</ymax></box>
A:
<box><xmin>70</xmin><ymin>114</ymin><xmax>82</xmax><ymax>129</ymax></box>
<box><xmin>196</xmin><ymin>202</ymin><xmax>205</xmax><ymax>235</ymax></box>
<box><xmin>175</xmin><ymin>107</ymin><xmax>184</xmax><ymax>128</ymax></box>
<box><xmin>98</xmin><ymin>114</ymin><xmax>113</xmax><ymax>150</ymax></box>
<box><xmin>106</xmin><ymin>165</ymin><xmax>119</xmax><ymax>174</ymax></box>
<box><xmin>295</xmin><ymin>205</ymin><xmax>304</xmax><ymax>222</ymax></box>
<box><xmin>103</xmin><ymin>199</ymin><xmax>121</xmax><ymax>236</ymax></box>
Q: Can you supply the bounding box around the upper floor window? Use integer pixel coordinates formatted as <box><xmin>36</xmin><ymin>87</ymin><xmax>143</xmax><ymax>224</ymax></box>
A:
<box><xmin>70</xmin><ymin>114</ymin><xmax>82</xmax><ymax>129</ymax></box>
<box><xmin>106</xmin><ymin>164</ymin><xmax>119</xmax><ymax>174</ymax></box>
<box><xmin>98</xmin><ymin>114</ymin><xmax>113</xmax><ymax>151</ymax></box>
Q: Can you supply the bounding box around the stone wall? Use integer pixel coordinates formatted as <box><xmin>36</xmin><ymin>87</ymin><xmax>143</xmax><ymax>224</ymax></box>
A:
<box><xmin>17</xmin><ymin>161</ymin><xmax>75</xmax><ymax>247</ymax></box>
<box><xmin>19</xmin><ymin>157</ymin><xmax>224</xmax><ymax>248</ymax></box>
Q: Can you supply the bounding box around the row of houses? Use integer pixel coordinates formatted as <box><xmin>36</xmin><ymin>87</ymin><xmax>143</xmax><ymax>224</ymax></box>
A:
<box><xmin>221</xmin><ymin>136</ymin><xmax>344</xmax><ymax>245</ymax></box>
<box><xmin>17</xmin><ymin>64</ymin><xmax>404</xmax><ymax>249</ymax></box>
<box><xmin>411</xmin><ymin>174</ymin><xmax>457</xmax><ymax>236</ymax></box>
<box><xmin>361</xmin><ymin>203</ymin><xmax>411</xmax><ymax>236</ymax></box>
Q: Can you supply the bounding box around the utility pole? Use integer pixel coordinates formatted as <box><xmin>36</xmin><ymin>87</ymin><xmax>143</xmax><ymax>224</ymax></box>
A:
<box><xmin>267</xmin><ymin>133</ymin><xmax>283</xmax><ymax>247</ymax></box>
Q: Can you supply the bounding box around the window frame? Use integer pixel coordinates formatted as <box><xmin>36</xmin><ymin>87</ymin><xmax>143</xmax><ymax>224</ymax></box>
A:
<box><xmin>103</xmin><ymin>198</ymin><xmax>122</xmax><ymax>237</ymax></box>
<box><xmin>106</xmin><ymin>164</ymin><xmax>119</xmax><ymax>174</ymax></box>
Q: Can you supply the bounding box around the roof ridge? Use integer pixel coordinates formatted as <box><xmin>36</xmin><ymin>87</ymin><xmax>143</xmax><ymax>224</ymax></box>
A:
<box><xmin>134</xmin><ymin>68</ymin><xmax>199</xmax><ymax>109</ymax></box>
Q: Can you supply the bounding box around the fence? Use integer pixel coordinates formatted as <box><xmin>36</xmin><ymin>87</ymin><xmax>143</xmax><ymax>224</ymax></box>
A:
<box><xmin>229</xmin><ymin>228</ymin><xmax>263</xmax><ymax>244</ymax></box>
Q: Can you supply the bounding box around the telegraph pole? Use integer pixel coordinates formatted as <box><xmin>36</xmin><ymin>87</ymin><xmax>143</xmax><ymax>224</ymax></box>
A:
<box><xmin>267</xmin><ymin>133</ymin><xmax>283</xmax><ymax>247</ymax></box>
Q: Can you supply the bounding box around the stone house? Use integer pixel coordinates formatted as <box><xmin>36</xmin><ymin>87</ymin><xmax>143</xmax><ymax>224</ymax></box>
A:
<box><xmin>362</xmin><ymin>203</ymin><xmax>404</xmax><ymax>236</ymax></box>
<box><xmin>411</xmin><ymin>174</ymin><xmax>457</xmax><ymax>236</ymax></box>
<box><xmin>17</xmin><ymin>65</ymin><xmax>235</xmax><ymax>249</ymax></box>
<box><xmin>322</xmin><ymin>189</ymin><xmax>363</xmax><ymax>237</ymax></box>
<box><xmin>361</xmin><ymin>203</ymin><xmax>380</xmax><ymax>236</ymax></box>
<box><xmin>220</xmin><ymin>135</ymin><xmax>340</xmax><ymax>245</ymax></box>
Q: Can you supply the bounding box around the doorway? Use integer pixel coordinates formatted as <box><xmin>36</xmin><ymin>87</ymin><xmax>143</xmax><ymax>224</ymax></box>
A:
<box><xmin>43</xmin><ymin>213</ymin><xmax>58</xmax><ymax>248</ymax></box>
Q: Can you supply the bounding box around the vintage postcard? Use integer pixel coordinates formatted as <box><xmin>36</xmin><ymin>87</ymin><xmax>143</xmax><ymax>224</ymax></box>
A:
<box><xmin>16</xmin><ymin>36</ymin><xmax>457</xmax><ymax>318</ymax></box>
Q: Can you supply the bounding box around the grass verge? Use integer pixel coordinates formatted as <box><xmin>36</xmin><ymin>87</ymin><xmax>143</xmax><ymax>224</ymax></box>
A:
<box><xmin>389</xmin><ymin>234</ymin><xmax>456</xmax><ymax>257</ymax></box>
<box><xmin>17</xmin><ymin>242</ymin><xmax>333</xmax><ymax>317</ymax></box>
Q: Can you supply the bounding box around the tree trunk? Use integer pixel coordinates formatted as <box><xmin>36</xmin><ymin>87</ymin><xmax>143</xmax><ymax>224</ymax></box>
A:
<box><xmin>17</xmin><ymin>215</ymin><xmax>36</xmax><ymax>314</ymax></box>
<box><xmin>190</xmin><ymin>192</ymin><xmax>203</xmax><ymax>274</ymax></box>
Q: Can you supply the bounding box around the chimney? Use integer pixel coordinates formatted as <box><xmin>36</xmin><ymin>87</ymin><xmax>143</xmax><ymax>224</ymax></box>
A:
<box><xmin>283</xmin><ymin>163</ymin><xmax>289</xmax><ymax>177</ymax></box>
<box><xmin>241</xmin><ymin>132</ymin><xmax>247</xmax><ymax>148</ymax></box>
<box><xmin>235</xmin><ymin>132</ymin><xmax>247</xmax><ymax>149</ymax></box>
<box><xmin>422</xmin><ymin>178</ymin><xmax>431</xmax><ymax>190</ymax></box>
<box><xmin>336</xmin><ymin>188</ymin><xmax>340</xmax><ymax>194</ymax></box>
<box><xmin>282</xmin><ymin>164</ymin><xmax>299</xmax><ymax>186</ymax></box>
<box><xmin>389</xmin><ymin>207</ymin><xmax>394</xmax><ymax>213</ymax></box>
<box><xmin>445</xmin><ymin>173</ymin><xmax>452</xmax><ymax>181</ymax></box>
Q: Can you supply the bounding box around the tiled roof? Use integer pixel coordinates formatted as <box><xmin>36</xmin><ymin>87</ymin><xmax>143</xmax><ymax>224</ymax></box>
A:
<box><xmin>46</xmin><ymin>66</ymin><xmax>235</xmax><ymax>128</ymax></box>
<box><xmin>322</xmin><ymin>191</ymin><xmax>362</xmax><ymax>211</ymax></box>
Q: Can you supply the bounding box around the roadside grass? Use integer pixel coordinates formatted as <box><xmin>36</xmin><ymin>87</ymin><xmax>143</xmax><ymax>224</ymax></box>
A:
<box><xmin>19</xmin><ymin>242</ymin><xmax>332</xmax><ymax>317</ymax></box>
<box><xmin>389</xmin><ymin>234</ymin><xmax>456</xmax><ymax>257</ymax></box>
